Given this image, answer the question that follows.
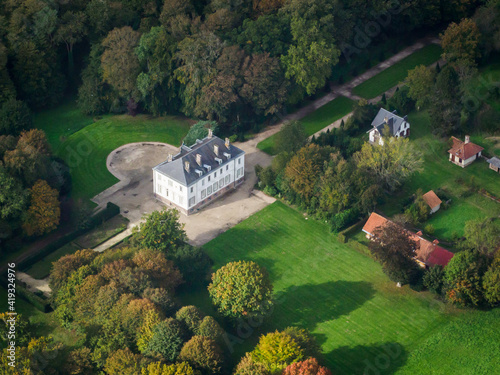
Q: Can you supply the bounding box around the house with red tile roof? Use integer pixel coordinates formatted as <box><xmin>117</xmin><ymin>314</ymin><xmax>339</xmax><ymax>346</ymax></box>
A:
<box><xmin>422</xmin><ymin>190</ymin><xmax>442</xmax><ymax>214</ymax></box>
<box><xmin>362</xmin><ymin>212</ymin><xmax>454</xmax><ymax>268</ymax></box>
<box><xmin>448</xmin><ymin>136</ymin><xmax>484</xmax><ymax>168</ymax></box>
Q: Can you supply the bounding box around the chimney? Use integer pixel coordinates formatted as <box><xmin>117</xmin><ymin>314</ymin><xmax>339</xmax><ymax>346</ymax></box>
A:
<box><xmin>384</xmin><ymin>116</ymin><xmax>388</xmax><ymax>124</ymax></box>
<box><xmin>208</xmin><ymin>128</ymin><xmax>213</xmax><ymax>138</ymax></box>
<box><xmin>184</xmin><ymin>161</ymin><xmax>190</xmax><ymax>172</ymax></box>
<box><xmin>416</xmin><ymin>231</ymin><xmax>423</xmax><ymax>237</ymax></box>
<box><xmin>167</xmin><ymin>154</ymin><xmax>173</xmax><ymax>162</ymax></box>
<box><xmin>225</xmin><ymin>137</ymin><xmax>230</xmax><ymax>150</ymax></box>
<box><xmin>214</xmin><ymin>144</ymin><xmax>219</xmax><ymax>156</ymax></box>
<box><xmin>465</xmin><ymin>135</ymin><xmax>470</xmax><ymax>144</ymax></box>
<box><xmin>196</xmin><ymin>154</ymin><xmax>202</xmax><ymax>166</ymax></box>
<box><xmin>432</xmin><ymin>239</ymin><xmax>439</xmax><ymax>245</ymax></box>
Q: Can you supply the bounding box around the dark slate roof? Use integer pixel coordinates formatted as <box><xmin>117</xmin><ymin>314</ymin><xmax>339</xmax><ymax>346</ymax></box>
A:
<box><xmin>370</xmin><ymin>108</ymin><xmax>408</xmax><ymax>136</ymax></box>
<box><xmin>487</xmin><ymin>156</ymin><xmax>500</xmax><ymax>168</ymax></box>
<box><xmin>153</xmin><ymin>136</ymin><xmax>245</xmax><ymax>186</ymax></box>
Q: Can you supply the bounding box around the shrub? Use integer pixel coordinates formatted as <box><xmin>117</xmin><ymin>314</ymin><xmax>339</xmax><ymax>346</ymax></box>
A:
<box><xmin>424</xmin><ymin>224</ymin><xmax>435</xmax><ymax>236</ymax></box>
<box><xmin>183</xmin><ymin>121</ymin><xmax>219</xmax><ymax>146</ymax></box>
<box><xmin>235</xmin><ymin>353</ymin><xmax>270</xmax><ymax>375</ymax></box>
<box><xmin>196</xmin><ymin>316</ymin><xmax>224</xmax><ymax>343</ymax></box>
<box><xmin>423</xmin><ymin>266</ymin><xmax>445</xmax><ymax>295</ymax></box>
<box><xmin>283</xmin><ymin>358</ymin><xmax>331</xmax><ymax>375</ymax></box>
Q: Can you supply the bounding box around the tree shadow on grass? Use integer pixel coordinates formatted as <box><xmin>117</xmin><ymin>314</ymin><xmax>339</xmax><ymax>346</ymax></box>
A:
<box><xmin>271</xmin><ymin>281</ymin><xmax>376</xmax><ymax>332</ymax></box>
<box><xmin>325</xmin><ymin>342</ymin><xmax>408</xmax><ymax>375</ymax></box>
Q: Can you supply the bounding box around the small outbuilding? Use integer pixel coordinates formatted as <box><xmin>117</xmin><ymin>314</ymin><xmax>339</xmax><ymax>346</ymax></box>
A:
<box><xmin>422</xmin><ymin>190</ymin><xmax>442</xmax><ymax>214</ymax></box>
<box><xmin>486</xmin><ymin>156</ymin><xmax>500</xmax><ymax>174</ymax></box>
<box><xmin>448</xmin><ymin>136</ymin><xmax>484</xmax><ymax>168</ymax></box>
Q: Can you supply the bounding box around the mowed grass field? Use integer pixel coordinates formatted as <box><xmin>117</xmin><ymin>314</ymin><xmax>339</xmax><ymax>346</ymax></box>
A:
<box><xmin>380</xmin><ymin>110</ymin><xmax>500</xmax><ymax>240</ymax></box>
<box><xmin>34</xmin><ymin>102</ymin><xmax>192</xmax><ymax>199</ymax></box>
<box><xmin>189</xmin><ymin>202</ymin><xmax>462</xmax><ymax>374</ymax></box>
<box><xmin>352</xmin><ymin>44</ymin><xmax>443</xmax><ymax>99</ymax></box>
<box><xmin>257</xmin><ymin>96</ymin><xmax>355</xmax><ymax>155</ymax></box>
<box><xmin>396</xmin><ymin>308</ymin><xmax>500</xmax><ymax>374</ymax></box>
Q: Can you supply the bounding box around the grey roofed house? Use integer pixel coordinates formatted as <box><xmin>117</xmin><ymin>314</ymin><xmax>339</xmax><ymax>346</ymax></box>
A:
<box><xmin>369</xmin><ymin>108</ymin><xmax>408</xmax><ymax>136</ymax></box>
<box><xmin>153</xmin><ymin>136</ymin><xmax>245</xmax><ymax>187</ymax></box>
<box><xmin>487</xmin><ymin>156</ymin><xmax>500</xmax><ymax>168</ymax></box>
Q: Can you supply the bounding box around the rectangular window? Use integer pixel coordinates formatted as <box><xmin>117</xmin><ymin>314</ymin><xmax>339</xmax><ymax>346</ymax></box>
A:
<box><xmin>190</xmin><ymin>187</ymin><xmax>193</xmax><ymax>193</ymax></box>
<box><xmin>189</xmin><ymin>197</ymin><xmax>195</xmax><ymax>207</ymax></box>
<box><xmin>214</xmin><ymin>172</ymin><xmax>217</xmax><ymax>178</ymax></box>
<box><xmin>226</xmin><ymin>165</ymin><xmax>229</xmax><ymax>171</ymax></box>
<box><xmin>238</xmin><ymin>158</ymin><xmax>241</xmax><ymax>165</ymax></box>
<box><xmin>179</xmin><ymin>186</ymin><xmax>183</xmax><ymax>192</ymax></box>
<box><xmin>208</xmin><ymin>176</ymin><xmax>211</xmax><ymax>182</ymax></box>
<box><xmin>220</xmin><ymin>169</ymin><xmax>223</xmax><ymax>174</ymax></box>
<box><xmin>207</xmin><ymin>186</ymin><xmax>212</xmax><ymax>195</ymax></box>
<box><xmin>202</xmin><ymin>179</ymin><xmax>205</xmax><ymax>186</ymax></box>
<box><xmin>219</xmin><ymin>178</ymin><xmax>224</xmax><ymax>187</ymax></box>
<box><xmin>236</xmin><ymin>168</ymin><xmax>241</xmax><ymax>177</ymax></box>
<box><xmin>213</xmin><ymin>182</ymin><xmax>218</xmax><ymax>191</ymax></box>
<box><xmin>166</xmin><ymin>189</ymin><xmax>169</xmax><ymax>197</ymax></box>
<box><xmin>201</xmin><ymin>189</ymin><xmax>206</xmax><ymax>199</ymax></box>
<box><xmin>225</xmin><ymin>175</ymin><xmax>229</xmax><ymax>184</ymax></box>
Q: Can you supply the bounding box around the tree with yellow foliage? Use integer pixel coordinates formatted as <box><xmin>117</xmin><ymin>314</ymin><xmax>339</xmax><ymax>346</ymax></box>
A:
<box><xmin>23</xmin><ymin>179</ymin><xmax>60</xmax><ymax>236</ymax></box>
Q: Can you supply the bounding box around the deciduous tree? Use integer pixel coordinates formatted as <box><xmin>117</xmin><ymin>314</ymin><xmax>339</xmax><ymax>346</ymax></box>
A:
<box><xmin>0</xmin><ymin>99</ymin><xmax>32</xmax><ymax>136</ymax></box>
<box><xmin>283</xmin><ymin>358</ymin><xmax>331</xmax><ymax>375</ymax></box>
<box><xmin>461</xmin><ymin>218</ymin><xmax>500</xmax><ymax>254</ymax></box>
<box><xmin>178</xmin><ymin>335</ymin><xmax>223</xmax><ymax>374</ymax></box>
<box><xmin>369</xmin><ymin>221</ymin><xmax>421</xmax><ymax>284</ymax></box>
<box><xmin>405</xmin><ymin>65</ymin><xmax>436</xmax><ymax>109</ymax></box>
<box><xmin>23</xmin><ymin>179</ymin><xmax>60</xmax><ymax>236</ymax></box>
<box><xmin>208</xmin><ymin>260</ymin><xmax>273</xmax><ymax>320</ymax></box>
<box><xmin>274</xmin><ymin>121</ymin><xmax>307</xmax><ymax>154</ymax></box>
<box><xmin>101</xmin><ymin>26</ymin><xmax>141</xmax><ymax>98</ymax></box>
<box><xmin>144</xmin><ymin>318</ymin><xmax>185</xmax><ymax>361</ymax></box>
<box><xmin>483</xmin><ymin>252</ymin><xmax>500</xmax><ymax>306</ymax></box>
<box><xmin>132</xmin><ymin>209</ymin><xmax>187</xmax><ymax>254</ymax></box>
<box><xmin>354</xmin><ymin>138</ymin><xmax>423</xmax><ymax>192</ymax></box>
<box><xmin>441</xmin><ymin>18</ymin><xmax>481</xmax><ymax>67</ymax></box>
<box><xmin>250</xmin><ymin>331</ymin><xmax>304</xmax><ymax>373</ymax></box>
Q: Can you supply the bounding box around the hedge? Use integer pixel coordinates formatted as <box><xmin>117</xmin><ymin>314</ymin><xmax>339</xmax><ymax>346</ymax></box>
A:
<box><xmin>0</xmin><ymin>202</ymin><xmax>120</xmax><ymax>313</ymax></box>
<box><xmin>19</xmin><ymin>202</ymin><xmax>120</xmax><ymax>271</ymax></box>
<box><xmin>337</xmin><ymin>218</ymin><xmax>367</xmax><ymax>243</ymax></box>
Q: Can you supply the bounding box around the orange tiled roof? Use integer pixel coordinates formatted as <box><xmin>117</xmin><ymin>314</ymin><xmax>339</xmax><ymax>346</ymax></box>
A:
<box><xmin>422</xmin><ymin>190</ymin><xmax>442</xmax><ymax>210</ymax></box>
<box><xmin>447</xmin><ymin>137</ymin><xmax>484</xmax><ymax>160</ymax></box>
<box><xmin>362</xmin><ymin>213</ymin><xmax>388</xmax><ymax>235</ymax></box>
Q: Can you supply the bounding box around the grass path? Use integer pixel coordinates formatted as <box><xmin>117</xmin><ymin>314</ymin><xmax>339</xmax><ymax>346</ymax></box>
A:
<box><xmin>182</xmin><ymin>202</ymin><xmax>458</xmax><ymax>374</ymax></box>
<box><xmin>352</xmin><ymin>44</ymin><xmax>442</xmax><ymax>99</ymax></box>
<box><xmin>257</xmin><ymin>96</ymin><xmax>355</xmax><ymax>155</ymax></box>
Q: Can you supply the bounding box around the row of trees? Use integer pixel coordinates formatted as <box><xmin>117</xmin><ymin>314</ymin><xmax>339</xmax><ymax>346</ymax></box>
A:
<box><xmin>405</xmin><ymin>7</ymin><xmax>500</xmax><ymax>136</ymax></box>
<box><xmin>0</xmin><ymin>0</ymin><xmax>484</xmax><ymax>135</ymax></box>
<box><xmin>0</xmin><ymin>128</ymin><xmax>68</xmax><ymax>248</ymax></box>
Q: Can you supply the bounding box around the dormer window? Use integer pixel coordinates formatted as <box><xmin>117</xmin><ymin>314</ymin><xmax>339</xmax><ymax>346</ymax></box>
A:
<box><xmin>203</xmin><ymin>164</ymin><xmax>211</xmax><ymax>171</ymax></box>
<box><xmin>195</xmin><ymin>169</ymin><xmax>203</xmax><ymax>177</ymax></box>
<box><xmin>223</xmin><ymin>152</ymin><xmax>231</xmax><ymax>159</ymax></box>
<box><xmin>215</xmin><ymin>157</ymin><xmax>222</xmax><ymax>164</ymax></box>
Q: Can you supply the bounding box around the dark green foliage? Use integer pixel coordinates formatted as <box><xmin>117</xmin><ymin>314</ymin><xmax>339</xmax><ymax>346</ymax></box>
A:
<box><xmin>183</xmin><ymin>121</ymin><xmax>219</xmax><ymax>146</ymax></box>
<box><xmin>169</xmin><ymin>245</ymin><xmax>213</xmax><ymax>288</ymax></box>
<box><xmin>444</xmin><ymin>250</ymin><xmax>491</xmax><ymax>307</ymax></box>
<box><xmin>0</xmin><ymin>99</ymin><xmax>32</xmax><ymax>136</ymax></box>
<box><xmin>196</xmin><ymin>316</ymin><xmax>224</xmax><ymax>343</ymax></box>
<box><xmin>131</xmin><ymin>209</ymin><xmax>187</xmax><ymax>254</ymax></box>
<box><xmin>423</xmin><ymin>265</ymin><xmax>445</xmax><ymax>295</ymax></box>
<box><xmin>176</xmin><ymin>305</ymin><xmax>204</xmax><ymax>334</ymax></box>
<box><xmin>387</xmin><ymin>86</ymin><xmax>415</xmax><ymax>114</ymax></box>
<box><xmin>274</xmin><ymin>121</ymin><xmax>307</xmax><ymax>154</ymax></box>
<box><xmin>429</xmin><ymin>66</ymin><xmax>461</xmax><ymax>136</ymax></box>
<box><xmin>283</xmin><ymin>326</ymin><xmax>320</xmax><ymax>359</ymax></box>
<box><xmin>178</xmin><ymin>335</ymin><xmax>223</xmax><ymax>375</ymax></box>
<box><xmin>144</xmin><ymin>318</ymin><xmax>185</xmax><ymax>361</ymax></box>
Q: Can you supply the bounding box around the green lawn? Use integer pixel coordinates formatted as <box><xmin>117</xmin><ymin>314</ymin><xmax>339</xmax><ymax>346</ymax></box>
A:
<box><xmin>396</xmin><ymin>308</ymin><xmax>500</xmax><ymax>374</ymax></box>
<box><xmin>380</xmin><ymin>110</ymin><xmax>500</xmax><ymax>241</ymax></box>
<box><xmin>257</xmin><ymin>96</ymin><xmax>355</xmax><ymax>155</ymax></box>
<box><xmin>184</xmin><ymin>201</ymin><xmax>459</xmax><ymax>374</ymax></box>
<box><xmin>23</xmin><ymin>215</ymin><xmax>129</xmax><ymax>279</ymax></box>
<box><xmin>35</xmin><ymin>105</ymin><xmax>192</xmax><ymax>199</ymax></box>
<box><xmin>352</xmin><ymin>44</ymin><xmax>443</xmax><ymax>99</ymax></box>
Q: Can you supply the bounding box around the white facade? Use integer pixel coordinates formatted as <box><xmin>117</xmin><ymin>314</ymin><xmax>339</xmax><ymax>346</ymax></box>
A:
<box><xmin>368</xmin><ymin>120</ymin><xmax>410</xmax><ymax>146</ymax></box>
<box><xmin>448</xmin><ymin>152</ymin><xmax>481</xmax><ymax>168</ymax></box>
<box><xmin>153</xmin><ymin>155</ymin><xmax>245</xmax><ymax>212</ymax></box>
